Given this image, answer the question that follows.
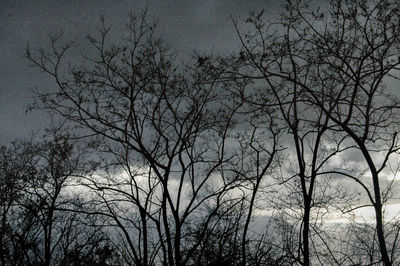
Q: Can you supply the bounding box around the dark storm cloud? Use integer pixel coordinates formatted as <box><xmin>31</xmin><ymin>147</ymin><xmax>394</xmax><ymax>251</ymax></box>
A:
<box><xmin>0</xmin><ymin>0</ymin><xmax>279</xmax><ymax>145</ymax></box>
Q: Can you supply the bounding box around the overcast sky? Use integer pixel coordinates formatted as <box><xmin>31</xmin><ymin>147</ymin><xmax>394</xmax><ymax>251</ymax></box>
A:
<box><xmin>0</xmin><ymin>0</ymin><xmax>281</xmax><ymax>145</ymax></box>
<box><xmin>2</xmin><ymin>0</ymin><xmax>400</xmax><ymax>225</ymax></box>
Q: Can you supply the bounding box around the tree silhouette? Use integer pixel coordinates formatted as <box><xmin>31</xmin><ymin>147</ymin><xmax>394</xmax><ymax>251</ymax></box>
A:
<box><xmin>21</xmin><ymin>1</ymin><xmax>400</xmax><ymax>265</ymax></box>
<box><xmin>231</xmin><ymin>0</ymin><xmax>400</xmax><ymax>265</ymax></box>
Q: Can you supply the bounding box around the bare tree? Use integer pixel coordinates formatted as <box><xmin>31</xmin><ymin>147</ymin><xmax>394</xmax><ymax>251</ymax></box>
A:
<box><xmin>0</xmin><ymin>134</ymin><xmax>116</xmax><ymax>266</ymax></box>
<box><xmin>230</xmin><ymin>12</ymin><xmax>351</xmax><ymax>266</ymax></box>
<box><xmin>231</xmin><ymin>0</ymin><xmax>400</xmax><ymax>265</ymax></box>
<box><xmin>26</xmin><ymin>9</ymin><xmax>266</xmax><ymax>266</ymax></box>
<box><xmin>25</xmin><ymin>2</ymin><xmax>400</xmax><ymax>264</ymax></box>
<box><xmin>0</xmin><ymin>142</ymin><xmax>37</xmax><ymax>265</ymax></box>
<box><xmin>24</xmin><ymin>134</ymin><xmax>86</xmax><ymax>266</ymax></box>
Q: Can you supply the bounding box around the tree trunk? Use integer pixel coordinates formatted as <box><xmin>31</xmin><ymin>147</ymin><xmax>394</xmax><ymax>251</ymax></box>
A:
<box><xmin>302</xmin><ymin>197</ymin><xmax>311</xmax><ymax>266</ymax></box>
